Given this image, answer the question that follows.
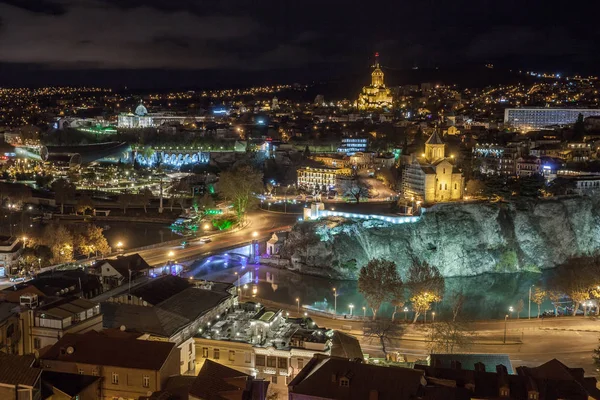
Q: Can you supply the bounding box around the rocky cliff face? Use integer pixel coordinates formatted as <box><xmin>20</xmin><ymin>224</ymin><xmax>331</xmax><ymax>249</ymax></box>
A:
<box><xmin>279</xmin><ymin>196</ymin><xmax>600</xmax><ymax>279</ymax></box>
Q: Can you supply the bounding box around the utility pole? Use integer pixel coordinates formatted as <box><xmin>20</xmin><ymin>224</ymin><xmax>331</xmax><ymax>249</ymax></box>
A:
<box><xmin>529</xmin><ymin>285</ymin><xmax>533</xmax><ymax>319</ymax></box>
<box><xmin>503</xmin><ymin>314</ymin><xmax>508</xmax><ymax>343</ymax></box>
<box><xmin>159</xmin><ymin>177</ymin><xmax>164</xmax><ymax>214</ymax></box>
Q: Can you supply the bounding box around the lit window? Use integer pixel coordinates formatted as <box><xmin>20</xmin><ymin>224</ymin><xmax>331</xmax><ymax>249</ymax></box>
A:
<box><xmin>229</xmin><ymin>350</ymin><xmax>235</xmax><ymax>362</ymax></box>
<box><xmin>202</xmin><ymin>348</ymin><xmax>208</xmax><ymax>358</ymax></box>
<box><xmin>111</xmin><ymin>372</ymin><xmax>119</xmax><ymax>385</ymax></box>
<box><xmin>214</xmin><ymin>349</ymin><xmax>220</xmax><ymax>360</ymax></box>
<box><xmin>143</xmin><ymin>375</ymin><xmax>150</xmax><ymax>388</ymax></box>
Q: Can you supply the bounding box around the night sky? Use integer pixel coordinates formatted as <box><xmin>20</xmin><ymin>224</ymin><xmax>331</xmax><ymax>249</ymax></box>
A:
<box><xmin>0</xmin><ymin>0</ymin><xmax>598</xmax><ymax>88</ymax></box>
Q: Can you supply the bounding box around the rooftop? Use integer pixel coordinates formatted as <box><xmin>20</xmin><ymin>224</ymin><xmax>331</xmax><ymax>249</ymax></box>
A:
<box><xmin>41</xmin><ymin>331</ymin><xmax>176</xmax><ymax>370</ymax></box>
<box><xmin>197</xmin><ymin>304</ymin><xmax>330</xmax><ymax>351</ymax></box>
<box><xmin>0</xmin><ymin>353</ymin><xmax>40</xmax><ymax>387</ymax></box>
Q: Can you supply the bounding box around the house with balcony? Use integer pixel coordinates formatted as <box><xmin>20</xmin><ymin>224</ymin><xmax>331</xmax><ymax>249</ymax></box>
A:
<box><xmin>0</xmin><ymin>236</ymin><xmax>23</xmax><ymax>277</ymax></box>
<box><xmin>18</xmin><ymin>295</ymin><xmax>102</xmax><ymax>354</ymax></box>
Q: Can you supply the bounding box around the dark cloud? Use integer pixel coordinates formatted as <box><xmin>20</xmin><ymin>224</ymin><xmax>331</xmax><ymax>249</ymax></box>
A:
<box><xmin>0</xmin><ymin>0</ymin><xmax>598</xmax><ymax>86</ymax></box>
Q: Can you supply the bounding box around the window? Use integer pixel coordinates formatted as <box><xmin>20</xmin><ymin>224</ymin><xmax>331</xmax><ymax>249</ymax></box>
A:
<box><xmin>33</xmin><ymin>338</ymin><xmax>41</xmax><ymax>350</ymax></box>
<box><xmin>443</xmin><ymin>168</ymin><xmax>446</xmax><ymax>174</ymax></box>
<box><xmin>229</xmin><ymin>350</ymin><xmax>235</xmax><ymax>362</ymax></box>
<box><xmin>245</xmin><ymin>352</ymin><xmax>251</xmax><ymax>364</ymax></box>
<box><xmin>340</xmin><ymin>377</ymin><xmax>350</xmax><ymax>387</ymax></box>
<box><xmin>267</xmin><ymin>356</ymin><xmax>277</xmax><ymax>368</ymax></box>
<box><xmin>278</xmin><ymin>358</ymin><xmax>287</xmax><ymax>369</ymax></box>
<box><xmin>202</xmin><ymin>348</ymin><xmax>208</xmax><ymax>358</ymax></box>
<box><xmin>444</xmin><ymin>183</ymin><xmax>447</xmax><ymax>190</ymax></box>
<box><xmin>92</xmin><ymin>368</ymin><xmax>98</xmax><ymax>376</ymax></box>
<box><xmin>256</xmin><ymin>355</ymin><xmax>266</xmax><ymax>366</ymax></box>
<box><xmin>214</xmin><ymin>349</ymin><xmax>220</xmax><ymax>360</ymax></box>
<box><xmin>297</xmin><ymin>358</ymin><xmax>304</xmax><ymax>369</ymax></box>
<box><xmin>439</xmin><ymin>184</ymin><xmax>442</xmax><ymax>190</ymax></box>
<box><xmin>454</xmin><ymin>183</ymin><xmax>457</xmax><ymax>190</ymax></box>
<box><xmin>271</xmin><ymin>376</ymin><xmax>278</xmax><ymax>384</ymax></box>
<box><xmin>111</xmin><ymin>372</ymin><xmax>119</xmax><ymax>385</ymax></box>
<box><xmin>78</xmin><ymin>368</ymin><xmax>84</xmax><ymax>375</ymax></box>
<box><xmin>189</xmin><ymin>342</ymin><xmax>193</xmax><ymax>353</ymax></box>
<box><xmin>143</xmin><ymin>375</ymin><xmax>150</xmax><ymax>388</ymax></box>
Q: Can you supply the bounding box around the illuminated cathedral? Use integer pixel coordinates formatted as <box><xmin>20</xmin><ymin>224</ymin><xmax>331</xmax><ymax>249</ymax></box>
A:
<box><xmin>357</xmin><ymin>53</ymin><xmax>393</xmax><ymax>110</ymax></box>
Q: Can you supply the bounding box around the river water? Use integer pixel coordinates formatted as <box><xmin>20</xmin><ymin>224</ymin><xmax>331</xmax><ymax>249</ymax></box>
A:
<box><xmin>187</xmin><ymin>249</ymin><xmax>563</xmax><ymax>321</ymax></box>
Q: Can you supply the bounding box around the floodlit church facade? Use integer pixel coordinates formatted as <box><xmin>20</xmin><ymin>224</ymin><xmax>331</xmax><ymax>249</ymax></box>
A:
<box><xmin>403</xmin><ymin>131</ymin><xmax>464</xmax><ymax>204</ymax></box>
<box><xmin>357</xmin><ymin>53</ymin><xmax>393</xmax><ymax>110</ymax></box>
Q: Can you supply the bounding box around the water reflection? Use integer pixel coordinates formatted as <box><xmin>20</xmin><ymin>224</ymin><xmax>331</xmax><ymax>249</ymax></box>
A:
<box><xmin>193</xmin><ymin>251</ymin><xmax>559</xmax><ymax>321</ymax></box>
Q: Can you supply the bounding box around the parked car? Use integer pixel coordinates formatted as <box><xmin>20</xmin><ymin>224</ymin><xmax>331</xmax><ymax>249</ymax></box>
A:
<box><xmin>10</xmin><ymin>276</ymin><xmax>26</xmax><ymax>283</ymax></box>
<box><xmin>199</xmin><ymin>237</ymin><xmax>212</xmax><ymax>244</ymax></box>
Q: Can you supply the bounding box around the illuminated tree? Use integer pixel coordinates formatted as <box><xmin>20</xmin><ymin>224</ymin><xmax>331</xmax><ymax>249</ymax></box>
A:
<box><xmin>407</xmin><ymin>260</ymin><xmax>444</xmax><ymax>323</ymax></box>
<box><xmin>357</xmin><ymin>259</ymin><xmax>402</xmax><ymax>320</ymax></box>
<box><xmin>76</xmin><ymin>195</ymin><xmax>94</xmax><ymax>215</ymax></box>
<box><xmin>532</xmin><ymin>287</ymin><xmax>546</xmax><ymax>318</ymax></box>
<box><xmin>549</xmin><ymin>257</ymin><xmax>599</xmax><ymax>316</ymax></box>
<box><xmin>77</xmin><ymin>225</ymin><xmax>111</xmax><ymax>258</ymax></box>
<box><xmin>547</xmin><ymin>291</ymin><xmax>562</xmax><ymax>316</ymax></box>
<box><xmin>218</xmin><ymin>165</ymin><xmax>263</xmax><ymax>222</ymax></box>
<box><xmin>42</xmin><ymin>224</ymin><xmax>74</xmax><ymax>264</ymax></box>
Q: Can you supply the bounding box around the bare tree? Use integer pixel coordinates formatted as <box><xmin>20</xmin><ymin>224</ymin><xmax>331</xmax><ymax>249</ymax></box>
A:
<box><xmin>363</xmin><ymin>318</ymin><xmax>405</xmax><ymax>357</ymax></box>
<box><xmin>516</xmin><ymin>299</ymin><xmax>524</xmax><ymax>319</ymax></box>
<box><xmin>339</xmin><ymin>174</ymin><xmax>370</xmax><ymax>204</ymax></box>
<box><xmin>428</xmin><ymin>320</ymin><xmax>476</xmax><ymax>354</ymax></box>
<box><xmin>450</xmin><ymin>291</ymin><xmax>465</xmax><ymax>322</ymax></box>
<box><xmin>391</xmin><ymin>298</ymin><xmax>405</xmax><ymax>322</ymax></box>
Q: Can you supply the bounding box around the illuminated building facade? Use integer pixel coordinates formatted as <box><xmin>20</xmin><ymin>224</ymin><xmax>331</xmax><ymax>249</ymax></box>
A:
<box><xmin>403</xmin><ymin>131</ymin><xmax>463</xmax><ymax>204</ymax></box>
<box><xmin>337</xmin><ymin>137</ymin><xmax>368</xmax><ymax>154</ymax></box>
<box><xmin>297</xmin><ymin>166</ymin><xmax>351</xmax><ymax>192</ymax></box>
<box><xmin>504</xmin><ymin>108</ymin><xmax>600</xmax><ymax>131</ymax></box>
<box><xmin>357</xmin><ymin>53</ymin><xmax>393</xmax><ymax>110</ymax></box>
<box><xmin>118</xmin><ymin>103</ymin><xmax>154</xmax><ymax>128</ymax></box>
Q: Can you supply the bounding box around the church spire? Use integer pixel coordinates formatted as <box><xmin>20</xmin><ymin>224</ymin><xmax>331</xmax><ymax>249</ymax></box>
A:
<box><xmin>371</xmin><ymin>52</ymin><xmax>384</xmax><ymax>87</ymax></box>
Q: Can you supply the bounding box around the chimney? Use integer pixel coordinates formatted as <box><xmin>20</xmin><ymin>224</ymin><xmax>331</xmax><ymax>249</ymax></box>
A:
<box><xmin>368</xmin><ymin>389</ymin><xmax>379</xmax><ymax>400</ymax></box>
<box><xmin>496</xmin><ymin>364</ymin><xmax>508</xmax><ymax>375</ymax></box>
<box><xmin>474</xmin><ymin>362</ymin><xmax>485</xmax><ymax>372</ymax></box>
<box><xmin>450</xmin><ymin>360</ymin><xmax>462</xmax><ymax>370</ymax></box>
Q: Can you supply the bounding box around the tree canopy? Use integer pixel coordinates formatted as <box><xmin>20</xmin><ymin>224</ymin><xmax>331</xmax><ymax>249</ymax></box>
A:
<box><xmin>357</xmin><ymin>258</ymin><xmax>402</xmax><ymax>320</ymax></box>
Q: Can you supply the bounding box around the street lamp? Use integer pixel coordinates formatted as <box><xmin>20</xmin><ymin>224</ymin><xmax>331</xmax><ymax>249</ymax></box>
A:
<box><xmin>296</xmin><ymin>298</ymin><xmax>300</xmax><ymax>314</ymax></box>
<box><xmin>509</xmin><ymin>306</ymin><xmax>514</xmax><ymax>318</ymax></box>
<box><xmin>349</xmin><ymin>304</ymin><xmax>354</xmax><ymax>317</ymax></box>
<box><xmin>203</xmin><ymin>223</ymin><xmax>210</xmax><ymax>230</ymax></box>
<box><xmin>332</xmin><ymin>288</ymin><xmax>338</xmax><ymax>317</ymax></box>
<box><xmin>404</xmin><ymin>307</ymin><xmax>409</xmax><ymax>321</ymax></box>
<box><xmin>504</xmin><ymin>314</ymin><xmax>509</xmax><ymax>343</ymax></box>
<box><xmin>37</xmin><ymin>258</ymin><xmax>41</xmax><ymax>269</ymax></box>
<box><xmin>528</xmin><ymin>284</ymin><xmax>534</xmax><ymax>319</ymax></box>
<box><xmin>432</xmin><ymin>312</ymin><xmax>436</xmax><ymax>323</ymax></box>
<box><xmin>362</xmin><ymin>306</ymin><xmax>366</xmax><ymax>318</ymax></box>
<box><xmin>252</xmin><ymin>231</ymin><xmax>258</xmax><ymax>238</ymax></box>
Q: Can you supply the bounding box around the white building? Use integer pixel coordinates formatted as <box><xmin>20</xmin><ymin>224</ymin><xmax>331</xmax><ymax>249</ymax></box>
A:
<box><xmin>0</xmin><ymin>237</ymin><xmax>23</xmax><ymax>277</ymax></box>
<box><xmin>505</xmin><ymin>108</ymin><xmax>600</xmax><ymax>131</ymax></box>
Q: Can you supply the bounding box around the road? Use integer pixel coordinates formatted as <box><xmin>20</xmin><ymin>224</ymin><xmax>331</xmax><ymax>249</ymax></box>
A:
<box><xmin>125</xmin><ymin>210</ymin><xmax>298</xmax><ymax>266</ymax></box>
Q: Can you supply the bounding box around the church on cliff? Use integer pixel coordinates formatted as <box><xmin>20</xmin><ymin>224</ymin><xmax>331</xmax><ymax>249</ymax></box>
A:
<box><xmin>402</xmin><ymin>130</ymin><xmax>464</xmax><ymax>204</ymax></box>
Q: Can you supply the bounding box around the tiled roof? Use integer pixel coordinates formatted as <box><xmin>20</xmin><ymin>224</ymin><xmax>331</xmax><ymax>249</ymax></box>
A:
<box><xmin>330</xmin><ymin>332</ymin><xmax>363</xmax><ymax>360</ymax></box>
<box><xmin>130</xmin><ymin>275</ymin><xmax>192</xmax><ymax>305</ymax></box>
<box><xmin>289</xmin><ymin>356</ymin><xmax>425</xmax><ymax>400</ymax></box>
<box><xmin>96</xmin><ymin>253</ymin><xmax>151</xmax><ymax>278</ymax></box>
<box><xmin>0</xmin><ymin>353</ymin><xmax>41</xmax><ymax>387</ymax></box>
<box><xmin>189</xmin><ymin>359</ymin><xmax>252</xmax><ymax>400</ymax></box>
<box><xmin>101</xmin><ymin>302</ymin><xmax>190</xmax><ymax>337</ymax></box>
<box><xmin>41</xmin><ymin>331</ymin><xmax>176</xmax><ymax>370</ymax></box>
<box><xmin>429</xmin><ymin>353</ymin><xmax>514</xmax><ymax>374</ymax></box>
<box><xmin>426</xmin><ymin>130</ymin><xmax>444</xmax><ymax>145</ymax></box>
